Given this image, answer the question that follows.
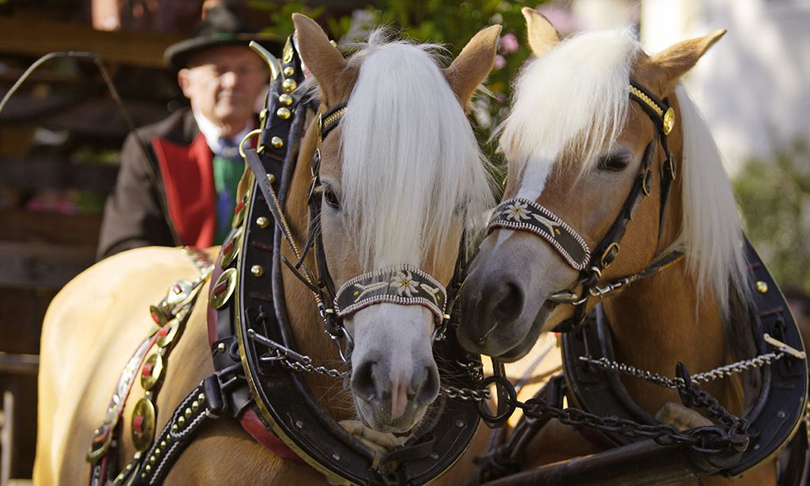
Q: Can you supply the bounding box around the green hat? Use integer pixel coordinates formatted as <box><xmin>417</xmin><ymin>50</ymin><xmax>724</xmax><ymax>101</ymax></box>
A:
<box><xmin>164</xmin><ymin>3</ymin><xmax>282</xmax><ymax>71</ymax></box>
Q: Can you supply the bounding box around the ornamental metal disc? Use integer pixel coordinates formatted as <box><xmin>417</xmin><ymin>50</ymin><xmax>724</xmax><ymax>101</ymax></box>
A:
<box><xmin>210</xmin><ymin>268</ymin><xmax>237</xmax><ymax>309</ymax></box>
<box><xmin>149</xmin><ymin>304</ymin><xmax>169</xmax><ymax>326</ymax></box>
<box><xmin>220</xmin><ymin>227</ymin><xmax>243</xmax><ymax>268</ymax></box>
<box><xmin>156</xmin><ymin>319</ymin><xmax>180</xmax><ymax>349</ymax></box>
<box><xmin>166</xmin><ymin>279</ymin><xmax>193</xmax><ymax>307</ymax></box>
<box><xmin>663</xmin><ymin>107</ymin><xmax>676</xmax><ymax>135</ymax></box>
<box><xmin>140</xmin><ymin>353</ymin><xmax>164</xmax><ymax>391</ymax></box>
<box><xmin>131</xmin><ymin>397</ymin><xmax>156</xmax><ymax>452</ymax></box>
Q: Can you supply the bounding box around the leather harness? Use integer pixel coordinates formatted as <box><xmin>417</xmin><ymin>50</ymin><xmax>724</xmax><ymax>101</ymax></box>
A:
<box><xmin>87</xmin><ymin>35</ymin><xmax>484</xmax><ymax>486</ymax></box>
<box><xmin>474</xmin><ymin>80</ymin><xmax>809</xmax><ymax>484</ymax></box>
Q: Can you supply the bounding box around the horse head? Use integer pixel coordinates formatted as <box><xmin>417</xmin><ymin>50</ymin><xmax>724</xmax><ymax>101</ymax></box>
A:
<box><xmin>458</xmin><ymin>8</ymin><xmax>747</xmax><ymax>361</ymax></box>
<box><xmin>292</xmin><ymin>14</ymin><xmax>498</xmax><ymax>432</ymax></box>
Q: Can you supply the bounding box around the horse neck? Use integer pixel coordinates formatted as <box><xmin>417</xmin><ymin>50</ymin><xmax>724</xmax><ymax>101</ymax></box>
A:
<box><xmin>601</xmin><ymin>187</ymin><xmax>745</xmax><ymax>418</ymax></box>
<box><xmin>280</xmin><ymin>127</ymin><xmax>353</xmax><ymax>420</ymax></box>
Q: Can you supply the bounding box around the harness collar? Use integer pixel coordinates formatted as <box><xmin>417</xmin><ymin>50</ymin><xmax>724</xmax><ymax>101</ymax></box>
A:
<box><xmin>561</xmin><ymin>238</ymin><xmax>808</xmax><ymax>477</ymax></box>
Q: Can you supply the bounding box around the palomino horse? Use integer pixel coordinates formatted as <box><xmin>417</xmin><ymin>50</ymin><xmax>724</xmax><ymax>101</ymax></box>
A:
<box><xmin>34</xmin><ymin>14</ymin><xmax>500</xmax><ymax>484</ymax></box>
<box><xmin>459</xmin><ymin>8</ymin><xmax>804</xmax><ymax>486</ymax></box>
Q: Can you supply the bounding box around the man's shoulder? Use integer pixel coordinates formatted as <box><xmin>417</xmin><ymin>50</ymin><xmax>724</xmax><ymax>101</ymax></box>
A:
<box><xmin>133</xmin><ymin>108</ymin><xmax>198</xmax><ymax>146</ymax></box>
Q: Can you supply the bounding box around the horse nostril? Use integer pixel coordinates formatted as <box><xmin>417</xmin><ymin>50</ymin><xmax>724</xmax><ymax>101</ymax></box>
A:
<box><xmin>415</xmin><ymin>365</ymin><xmax>440</xmax><ymax>405</ymax></box>
<box><xmin>492</xmin><ymin>281</ymin><xmax>523</xmax><ymax>326</ymax></box>
<box><xmin>352</xmin><ymin>360</ymin><xmax>378</xmax><ymax>403</ymax></box>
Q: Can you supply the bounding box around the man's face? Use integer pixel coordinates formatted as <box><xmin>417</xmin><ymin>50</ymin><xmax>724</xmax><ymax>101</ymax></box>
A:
<box><xmin>178</xmin><ymin>45</ymin><xmax>268</xmax><ymax>132</ymax></box>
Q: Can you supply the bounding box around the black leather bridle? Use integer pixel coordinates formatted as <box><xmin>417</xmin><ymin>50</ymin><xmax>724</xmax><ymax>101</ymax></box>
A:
<box><xmin>488</xmin><ymin>80</ymin><xmax>681</xmax><ymax>333</ymax></box>
<box><xmin>281</xmin><ymin>101</ymin><xmax>468</xmax><ymax>346</ymax></box>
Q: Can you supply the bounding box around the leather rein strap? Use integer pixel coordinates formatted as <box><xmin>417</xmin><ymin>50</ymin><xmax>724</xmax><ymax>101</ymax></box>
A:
<box><xmin>488</xmin><ymin>80</ymin><xmax>679</xmax><ymax>333</ymax></box>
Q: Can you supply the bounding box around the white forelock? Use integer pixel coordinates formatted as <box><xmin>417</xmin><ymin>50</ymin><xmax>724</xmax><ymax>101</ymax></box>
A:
<box><xmin>500</xmin><ymin>27</ymin><xmax>639</xmax><ymax>195</ymax></box>
<box><xmin>340</xmin><ymin>32</ymin><xmax>493</xmax><ymax>270</ymax></box>
<box><xmin>672</xmin><ymin>85</ymin><xmax>749</xmax><ymax>315</ymax></box>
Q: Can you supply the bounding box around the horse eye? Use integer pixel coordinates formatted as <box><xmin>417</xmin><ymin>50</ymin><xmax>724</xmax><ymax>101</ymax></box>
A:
<box><xmin>323</xmin><ymin>185</ymin><xmax>341</xmax><ymax>210</ymax></box>
<box><xmin>597</xmin><ymin>153</ymin><xmax>631</xmax><ymax>172</ymax></box>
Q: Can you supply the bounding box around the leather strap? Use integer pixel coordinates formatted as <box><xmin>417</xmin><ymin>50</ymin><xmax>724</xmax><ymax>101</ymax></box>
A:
<box><xmin>560</xmin><ymin>237</ymin><xmax>808</xmax><ymax>478</ymax></box>
<box><xmin>334</xmin><ymin>264</ymin><xmax>449</xmax><ymax>324</ymax></box>
<box><xmin>489</xmin><ymin>198</ymin><xmax>591</xmax><ymax>270</ymax></box>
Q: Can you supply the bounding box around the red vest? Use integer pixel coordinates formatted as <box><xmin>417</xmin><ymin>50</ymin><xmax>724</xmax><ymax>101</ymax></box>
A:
<box><xmin>151</xmin><ymin>134</ymin><xmax>216</xmax><ymax>248</ymax></box>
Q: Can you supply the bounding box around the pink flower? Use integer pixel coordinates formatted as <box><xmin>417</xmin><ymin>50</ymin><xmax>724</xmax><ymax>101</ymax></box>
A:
<box><xmin>494</xmin><ymin>55</ymin><xmax>506</xmax><ymax>70</ymax></box>
<box><xmin>500</xmin><ymin>32</ymin><xmax>519</xmax><ymax>54</ymax></box>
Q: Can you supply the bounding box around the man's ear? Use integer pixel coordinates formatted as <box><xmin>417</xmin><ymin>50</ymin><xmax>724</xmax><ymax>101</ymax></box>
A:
<box><xmin>443</xmin><ymin>24</ymin><xmax>502</xmax><ymax>110</ymax></box>
<box><xmin>641</xmin><ymin>29</ymin><xmax>726</xmax><ymax>95</ymax></box>
<box><xmin>177</xmin><ymin>69</ymin><xmax>192</xmax><ymax>99</ymax></box>
<box><xmin>522</xmin><ymin>7</ymin><xmax>561</xmax><ymax>59</ymax></box>
<box><xmin>292</xmin><ymin>13</ymin><xmax>350</xmax><ymax>105</ymax></box>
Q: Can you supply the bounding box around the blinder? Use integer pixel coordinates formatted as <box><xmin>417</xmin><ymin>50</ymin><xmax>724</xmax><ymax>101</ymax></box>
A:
<box><xmin>488</xmin><ymin>80</ymin><xmax>680</xmax><ymax>332</ymax></box>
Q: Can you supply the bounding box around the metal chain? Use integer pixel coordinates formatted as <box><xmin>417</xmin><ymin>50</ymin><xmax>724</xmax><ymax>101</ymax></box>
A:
<box><xmin>254</xmin><ymin>335</ymin><xmax>491</xmax><ymax>400</ymax></box>
<box><xmin>251</xmin><ymin>331</ymin><xmax>753</xmax><ymax>455</ymax></box>
<box><xmin>278</xmin><ymin>357</ymin><xmax>346</xmax><ymax>379</ymax></box>
<box><xmin>514</xmin><ymin>378</ymin><xmax>750</xmax><ymax>454</ymax></box>
<box><xmin>579</xmin><ymin>352</ymin><xmax>784</xmax><ymax>389</ymax></box>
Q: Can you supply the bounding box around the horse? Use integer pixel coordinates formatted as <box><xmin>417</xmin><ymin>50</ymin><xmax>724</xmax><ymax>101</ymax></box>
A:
<box><xmin>33</xmin><ymin>14</ymin><xmax>501</xmax><ymax>485</ymax></box>
<box><xmin>458</xmin><ymin>8</ymin><xmax>805</xmax><ymax>486</ymax></box>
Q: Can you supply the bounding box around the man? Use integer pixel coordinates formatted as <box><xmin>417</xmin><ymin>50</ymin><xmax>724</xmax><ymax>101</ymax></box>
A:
<box><xmin>97</xmin><ymin>3</ymin><xmax>279</xmax><ymax>258</ymax></box>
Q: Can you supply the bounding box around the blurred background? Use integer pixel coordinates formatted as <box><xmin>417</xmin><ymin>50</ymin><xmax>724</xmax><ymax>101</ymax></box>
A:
<box><xmin>0</xmin><ymin>0</ymin><xmax>807</xmax><ymax>483</ymax></box>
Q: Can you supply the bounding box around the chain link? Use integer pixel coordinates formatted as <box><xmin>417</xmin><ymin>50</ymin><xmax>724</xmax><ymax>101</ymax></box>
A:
<box><xmin>579</xmin><ymin>352</ymin><xmax>784</xmax><ymax>389</ymax></box>
<box><xmin>251</xmin><ymin>329</ymin><xmax>754</xmax><ymax>455</ymax></box>
<box><xmin>255</xmin><ymin>336</ymin><xmax>491</xmax><ymax>400</ymax></box>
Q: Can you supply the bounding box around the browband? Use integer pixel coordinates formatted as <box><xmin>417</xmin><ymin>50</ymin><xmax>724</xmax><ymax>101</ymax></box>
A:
<box><xmin>318</xmin><ymin>102</ymin><xmax>347</xmax><ymax>141</ymax></box>
<box><xmin>334</xmin><ymin>264</ymin><xmax>448</xmax><ymax>324</ymax></box>
<box><xmin>488</xmin><ymin>198</ymin><xmax>591</xmax><ymax>271</ymax></box>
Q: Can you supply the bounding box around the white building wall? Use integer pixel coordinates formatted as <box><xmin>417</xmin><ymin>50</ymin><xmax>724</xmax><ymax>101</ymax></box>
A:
<box><xmin>641</xmin><ymin>0</ymin><xmax>810</xmax><ymax>172</ymax></box>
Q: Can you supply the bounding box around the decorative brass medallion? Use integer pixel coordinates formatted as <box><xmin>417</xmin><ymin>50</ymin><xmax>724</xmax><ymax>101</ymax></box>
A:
<box><xmin>140</xmin><ymin>353</ymin><xmax>164</xmax><ymax>391</ymax></box>
<box><xmin>149</xmin><ymin>305</ymin><xmax>169</xmax><ymax>326</ymax></box>
<box><xmin>663</xmin><ymin>107</ymin><xmax>676</xmax><ymax>135</ymax></box>
<box><xmin>232</xmin><ymin>194</ymin><xmax>249</xmax><ymax>229</ymax></box>
<box><xmin>131</xmin><ymin>398</ymin><xmax>156</xmax><ymax>452</ymax></box>
<box><xmin>210</xmin><ymin>268</ymin><xmax>238</xmax><ymax>309</ymax></box>
<box><xmin>220</xmin><ymin>227</ymin><xmax>243</xmax><ymax>268</ymax></box>
<box><xmin>156</xmin><ymin>319</ymin><xmax>180</xmax><ymax>349</ymax></box>
<box><xmin>166</xmin><ymin>279</ymin><xmax>193</xmax><ymax>307</ymax></box>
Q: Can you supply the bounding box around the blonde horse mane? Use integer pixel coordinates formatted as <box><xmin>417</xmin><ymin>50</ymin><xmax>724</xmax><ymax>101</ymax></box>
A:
<box><xmin>499</xmin><ymin>27</ymin><xmax>749</xmax><ymax>316</ymax></box>
<box><xmin>340</xmin><ymin>31</ymin><xmax>494</xmax><ymax>270</ymax></box>
<box><xmin>673</xmin><ymin>85</ymin><xmax>750</xmax><ymax>315</ymax></box>
<box><xmin>499</xmin><ymin>27</ymin><xmax>639</xmax><ymax>182</ymax></box>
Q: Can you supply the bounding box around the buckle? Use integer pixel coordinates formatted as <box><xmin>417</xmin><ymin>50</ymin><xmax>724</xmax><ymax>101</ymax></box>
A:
<box><xmin>600</xmin><ymin>242</ymin><xmax>620</xmax><ymax>269</ymax></box>
<box><xmin>642</xmin><ymin>168</ymin><xmax>653</xmax><ymax>196</ymax></box>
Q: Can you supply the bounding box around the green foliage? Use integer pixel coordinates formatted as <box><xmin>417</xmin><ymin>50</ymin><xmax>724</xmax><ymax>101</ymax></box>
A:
<box><xmin>734</xmin><ymin>140</ymin><xmax>810</xmax><ymax>292</ymax></box>
<box><xmin>250</xmin><ymin>0</ymin><xmax>326</xmax><ymax>39</ymax></box>
<box><xmin>330</xmin><ymin>0</ymin><xmax>546</xmax><ymax>184</ymax></box>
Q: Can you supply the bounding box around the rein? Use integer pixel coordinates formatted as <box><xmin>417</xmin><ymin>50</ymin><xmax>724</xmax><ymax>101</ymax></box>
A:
<box><xmin>488</xmin><ymin>80</ymin><xmax>681</xmax><ymax>333</ymax></box>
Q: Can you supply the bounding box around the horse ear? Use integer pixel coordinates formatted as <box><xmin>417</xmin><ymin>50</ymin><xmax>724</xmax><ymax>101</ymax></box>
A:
<box><xmin>522</xmin><ymin>7</ymin><xmax>561</xmax><ymax>58</ymax></box>
<box><xmin>646</xmin><ymin>29</ymin><xmax>726</xmax><ymax>94</ymax></box>
<box><xmin>292</xmin><ymin>13</ymin><xmax>348</xmax><ymax>104</ymax></box>
<box><xmin>444</xmin><ymin>24</ymin><xmax>502</xmax><ymax>109</ymax></box>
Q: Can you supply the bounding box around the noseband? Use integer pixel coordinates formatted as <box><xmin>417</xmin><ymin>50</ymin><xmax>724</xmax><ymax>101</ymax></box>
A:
<box><xmin>488</xmin><ymin>81</ymin><xmax>680</xmax><ymax>332</ymax></box>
